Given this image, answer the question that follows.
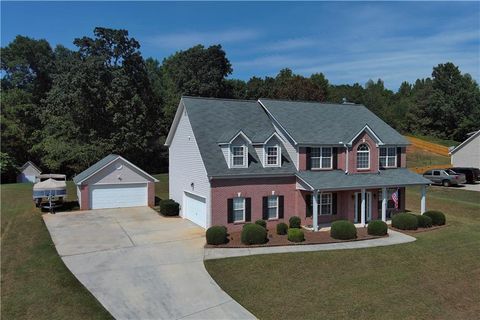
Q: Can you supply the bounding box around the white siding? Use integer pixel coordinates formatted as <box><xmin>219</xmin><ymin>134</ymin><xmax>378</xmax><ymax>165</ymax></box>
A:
<box><xmin>272</xmin><ymin>121</ymin><xmax>298</xmax><ymax>169</ymax></box>
<box><xmin>452</xmin><ymin>133</ymin><xmax>480</xmax><ymax>168</ymax></box>
<box><xmin>254</xmin><ymin>145</ymin><xmax>264</xmax><ymax>166</ymax></box>
<box><xmin>168</xmin><ymin>109</ymin><xmax>212</xmax><ymax>227</ymax></box>
<box><xmin>220</xmin><ymin>145</ymin><xmax>229</xmax><ymax>167</ymax></box>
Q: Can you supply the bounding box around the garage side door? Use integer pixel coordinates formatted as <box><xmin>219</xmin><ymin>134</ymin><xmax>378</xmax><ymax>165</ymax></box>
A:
<box><xmin>90</xmin><ymin>184</ymin><xmax>147</xmax><ymax>209</ymax></box>
<box><xmin>183</xmin><ymin>192</ymin><xmax>206</xmax><ymax>228</ymax></box>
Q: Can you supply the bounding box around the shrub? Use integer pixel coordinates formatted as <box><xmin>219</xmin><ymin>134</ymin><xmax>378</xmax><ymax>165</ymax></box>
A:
<box><xmin>330</xmin><ymin>220</ymin><xmax>357</xmax><ymax>240</ymax></box>
<box><xmin>392</xmin><ymin>213</ymin><xmax>418</xmax><ymax>230</ymax></box>
<box><xmin>255</xmin><ymin>219</ymin><xmax>267</xmax><ymax>229</ymax></box>
<box><xmin>206</xmin><ymin>226</ymin><xmax>227</xmax><ymax>245</ymax></box>
<box><xmin>241</xmin><ymin>223</ymin><xmax>267</xmax><ymax>245</ymax></box>
<box><xmin>289</xmin><ymin>216</ymin><xmax>301</xmax><ymax>228</ymax></box>
<box><xmin>276</xmin><ymin>222</ymin><xmax>288</xmax><ymax>235</ymax></box>
<box><xmin>159</xmin><ymin>199</ymin><xmax>179</xmax><ymax>216</ymax></box>
<box><xmin>417</xmin><ymin>215</ymin><xmax>433</xmax><ymax>228</ymax></box>
<box><xmin>367</xmin><ymin>220</ymin><xmax>388</xmax><ymax>236</ymax></box>
<box><xmin>423</xmin><ymin>210</ymin><xmax>446</xmax><ymax>226</ymax></box>
<box><xmin>288</xmin><ymin>228</ymin><xmax>305</xmax><ymax>242</ymax></box>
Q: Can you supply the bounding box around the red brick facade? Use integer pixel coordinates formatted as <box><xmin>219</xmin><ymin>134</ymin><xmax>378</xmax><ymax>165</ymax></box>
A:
<box><xmin>147</xmin><ymin>182</ymin><xmax>155</xmax><ymax>207</ymax></box>
<box><xmin>210</xmin><ymin>176</ymin><xmax>406</xmax><ymax>231</ymax></box>
<box><xmin>80</xmin><ymin>185</ymin><xmax>89</xmax><ymax>210</ymax></box>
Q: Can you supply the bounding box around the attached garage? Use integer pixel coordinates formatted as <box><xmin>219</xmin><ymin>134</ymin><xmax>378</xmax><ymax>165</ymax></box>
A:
<box><xmin>183</xmin><ymin>192</ymin><xmax>207</xmax><ymax>228</ymax></box>
<box><xmin>74</xmin><ymin>154</ymin><xmax>158</xmax><ymax>210</ymax></box>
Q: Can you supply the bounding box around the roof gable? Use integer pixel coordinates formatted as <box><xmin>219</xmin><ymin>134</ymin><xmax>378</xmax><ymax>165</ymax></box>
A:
<box><xmin>258</xmin><ymin>99</ymin><xmax>408</xmax><ymax>146</ymax></box>
<box><xmin>73</xmin><ymin>154</ymin><xmax>158</xmax><ymax>185</ymax></box>
<box><xmin>450</xmin><ymin>130</ymin><xmax>480</xmax><ymax>154</ymax></box>
<box><xmin>19</xmin><ymin>161</ymin><xmax>42</xmax><ymax>173</ymax></box>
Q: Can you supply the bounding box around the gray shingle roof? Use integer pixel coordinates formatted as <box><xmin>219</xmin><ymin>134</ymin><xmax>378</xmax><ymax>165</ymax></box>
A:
<box><xmin>259</xmin><ymin>99</ymin><xmax>409</xmax><ymax>145</ymax></box>
<box><xmin>182</xmin><ymin>97</ymin><xmax>297</xmax><ymax>177</ymax></box>
<box><xmin>297</xmin><ymin>168</ymin><xmax>430</xmax><ymax>191</ymax></box>
<box><xmin>73</xmin><ymin>154</ymin><xmax>119</xmax><ymax>184</ymax></box>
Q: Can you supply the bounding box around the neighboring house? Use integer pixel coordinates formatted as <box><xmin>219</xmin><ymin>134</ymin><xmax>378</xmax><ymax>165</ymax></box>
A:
<box><xmin>450</xmin><ymin>130</ymin><xmax>480</xmax><ymax>168</ymax></box>
<box><xmin>165</xmin><ymin>97</ymin><xmax>431</xmax><ymax>230</ymax></box>
<box><xmin>17</xmin><ymin>161</ymin><xmax>42</xmax><ymax>183</ymax></box>
<box><xmin>74</xmin><ymin>154</ymin><xmax>158</xmax><ymax>210</ymax></box>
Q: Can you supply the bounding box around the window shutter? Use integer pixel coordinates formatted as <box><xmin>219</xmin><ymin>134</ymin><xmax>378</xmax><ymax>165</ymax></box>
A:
<box><xmin>397</xmin><ymin>147</ymin><xmax>402</xmax><ymax>167</ymax></box>
<box><xmin>227</xmin><ymin>198</ymin><xmax>233</xmax><ymax>223</ymax></box>
<box><xmin>332</xmin><ymin>147</ymin><xmax>338</xmax><ymax>169</ymax></box>
<box><xmin>278</xmin><ymin>196</ymin><xmax>284</xmax><ymax>219</ymax></box>
<box><xmin>332</xmin><ymin>193</ymin><xmax>337</xmax><ymax>215</ymax></box>
<box><xmin>306</xmin><ymin>147</ymin><xmax>312</xmax><ymax>170</ymax></box>
<box><xmin>397</xmin><ymin>189</ymin><xmax>402</xmax><ymax>210</ymax></box>
<box><xmin>245</xmin><ymin>198</ymin><xmax>252</xmax><ymax>222</ymax></box>
<box><xmin>262</xmin><ymin>196</ymin><xmax>268</xmax><ymax>220</ymax></box>
<box><xmin>305</xmin><ymin>194</ymin><xmax>312</xmax><ymax>217</ymax></box>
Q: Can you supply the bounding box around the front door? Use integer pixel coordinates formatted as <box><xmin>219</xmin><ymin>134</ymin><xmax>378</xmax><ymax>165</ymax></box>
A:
<box><xmin>354</xmin><ymin>192</ymin><xmax>372</xmax><ymax>223</ymax></box>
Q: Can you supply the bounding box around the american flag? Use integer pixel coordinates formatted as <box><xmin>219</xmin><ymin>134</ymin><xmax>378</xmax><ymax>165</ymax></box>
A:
<box><xmin>392</xmin><ymin>189</ymin><xmax>399</xmax><ymax>209</ymax></box>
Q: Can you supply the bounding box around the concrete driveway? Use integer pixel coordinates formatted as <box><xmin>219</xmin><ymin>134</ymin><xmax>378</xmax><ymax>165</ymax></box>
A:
<box><xmin>43</xmin><ymin>207</ymin><xmax>255</xmax><ymax>320</ymax></box>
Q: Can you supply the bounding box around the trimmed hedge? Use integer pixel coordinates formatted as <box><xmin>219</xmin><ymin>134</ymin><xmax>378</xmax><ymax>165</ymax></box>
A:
<box><xmin>241</xmin><ymin>223</ymin><xmax>267</xmax><ymax>245</ymax></box>
<box><xmin>289</xmin><ymin>216</ymin><xmax>301</xmax><ymax>229</ymax></box>
<box><xmin>367</xmin><ymin>220</ymin><xmax>388</xmax><ymax>236</ymax></box>
<box><xmin>287</xmin><ymin>228</ymin><xmax>305</xmax><ymax>242</ymax></box>
<box><xmin>417</xmin><ymin>214</ymin><xmax>433</xmax><ymax>228</ymax></box>
<box><xmin>330</xmin><ymin>220</ymin><xmax>357</xmax><ymax>240</ymax></box>
<box><xmin>276</xmin><ymin>222</ymin><xmax>288</xmax><ymax>235</ymax></box>
<box><xmin>423</xmin><ymin>210</ymin><xmax>446</xmax><ymax>226</ymax></box>
<box><xmin>206</xmin><ymin>226</ymin><xmax>227</xmax><ymax>245</ymax></box>
<box><xmin>159</xmin><ymin>199</ymin><xmax>180</xmax><ymax>216</ymax></box>
<box><xmin>392</xmin><ymin>213</ymin><xmax>418</xmax><ymax>230</ymax></box>
<box><xmin>255</xmin><ymin>219</ymin><xmax>267</xmax><ymax>229</ymax></box>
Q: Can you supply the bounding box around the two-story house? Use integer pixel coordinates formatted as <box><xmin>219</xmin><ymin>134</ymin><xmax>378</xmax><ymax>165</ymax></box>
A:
<box><xmin>165</xmin><ymin>97</ymin><xmax>431</xmax><ymax>231</ymax></box>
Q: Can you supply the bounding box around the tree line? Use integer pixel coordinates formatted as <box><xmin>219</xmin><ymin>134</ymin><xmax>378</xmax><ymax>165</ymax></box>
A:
<box><xmin>1</xmin><ymin>27</ymin><xmax>479</xmax><ymax>181</ymax></box>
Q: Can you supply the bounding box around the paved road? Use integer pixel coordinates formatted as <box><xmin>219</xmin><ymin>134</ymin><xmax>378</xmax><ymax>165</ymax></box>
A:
<box><xmin>43</xmin><ymin>208</ymin><xmax>255</xmax><ymax>320</ymax></box>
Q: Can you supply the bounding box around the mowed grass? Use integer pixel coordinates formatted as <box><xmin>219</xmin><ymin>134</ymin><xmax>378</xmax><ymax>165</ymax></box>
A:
<box><xmin>1</xmin><ymin>174</ymin><xmax>168</xmax><ymax>320</ymax></box>
<box><xmin>406</xmin><ymin>146</ymin><xmax>451</xmax><ymax>169</ymax></box>
<box><xmin>205</xmin><ymin>186</ymin><xmax>480</xmax><ymax>320</ymax></box>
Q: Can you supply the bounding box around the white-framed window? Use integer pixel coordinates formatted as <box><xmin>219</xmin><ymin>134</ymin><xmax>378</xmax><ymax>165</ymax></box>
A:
<box><xmin>311</xmin><ymin>147</ymin><xmax>332</xmax><ymax>169</ymax></box>
<box><xmin>379</xmin><ymin>147</ymin><xmax>397</xmax><ymax>168</ymax></box>
<box><xmin>231</xmin><ymin>146</ymin><xmax>246</xmax><ymax>167</ymax></box>
<box><xmin>266</xmin><ymin>146</ymin><xmax>280</xmax><ymax>166</ymax></box>
<box><xmin>233</xmin><ymin>197</ymin><xmax>245</xmax><ymax>222</ymax></box>
<box><xmin>267</xmin><ymin>195</ymin><xmax>278</xmax><ymax>219</ymax></box>
<box><xmin>357</xmin><ymin>144</ymin><xmax>370</xmax><ymax>169</ymax></box>
<box><xmin>312</xmin><ymin>193</ymin><xmax>332</xmax><ymax>215</ymax></box>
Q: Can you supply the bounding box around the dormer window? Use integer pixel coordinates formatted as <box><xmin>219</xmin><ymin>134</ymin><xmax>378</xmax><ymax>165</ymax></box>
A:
<box><xmin>265</xmin><ymin>146</ymin><xmax>280</xmax><ymax>166</ymax></box>
<box><xmin>357</xmin><ymin>144</ymin><xmax>370</xmax><ymax>169</ymax></box>
<box><xmin>231</xmin><ymin>146</ymin><xmax>247</xmax><ymax>167</ymax></box>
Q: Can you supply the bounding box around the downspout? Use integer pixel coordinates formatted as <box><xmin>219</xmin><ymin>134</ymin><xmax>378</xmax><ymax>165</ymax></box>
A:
<box><xmin>342</xmin><ymin>143</ymin><xmax>349</xmax><ymax>174</ymax></box>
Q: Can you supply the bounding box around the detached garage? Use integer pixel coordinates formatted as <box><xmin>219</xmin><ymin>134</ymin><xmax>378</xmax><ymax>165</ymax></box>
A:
<box><xmin>74</xmin><ymin>154</ymin><xmax>158</xmax><ymax>210</ymax></box>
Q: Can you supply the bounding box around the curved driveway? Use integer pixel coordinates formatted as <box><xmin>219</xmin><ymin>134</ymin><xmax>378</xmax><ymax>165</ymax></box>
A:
<box><xmin>43</xmin><ymin>208</ymin><xmax>255</xmax><ymax>320</ymax></box>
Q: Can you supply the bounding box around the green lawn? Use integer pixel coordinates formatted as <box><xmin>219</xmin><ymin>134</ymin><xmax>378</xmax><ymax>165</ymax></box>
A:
<box><xmin>406</xmin><ymin>148</ymin><xmax>451</xmax><ymax>168</ymax></box>
<box><xmin>205</xmin><ymin>186</ymin><xmax>480</xmax><ymax>320</ymax></box>
<box><xmin>1</xmin><ymin>174</ymin><xmax>168</xmax><ymax>320</ymax></box>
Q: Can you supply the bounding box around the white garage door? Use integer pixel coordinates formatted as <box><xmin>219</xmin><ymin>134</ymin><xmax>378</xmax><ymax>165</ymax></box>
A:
<box><xmin>183</xmin><ymin>192</ymin><xmax>207</xmax><ymax>228</ymax></box>
<box><xmin>90</xmin><ymin>184</ymin><xmax>148</xmax><ymax>209</ymax></box>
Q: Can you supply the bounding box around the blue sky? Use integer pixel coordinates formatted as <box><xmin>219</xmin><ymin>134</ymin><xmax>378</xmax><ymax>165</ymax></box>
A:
<box><xmin>2</xmin><ymin>1</ymin><xmax>479</xmax><ymax>90</ymax></box>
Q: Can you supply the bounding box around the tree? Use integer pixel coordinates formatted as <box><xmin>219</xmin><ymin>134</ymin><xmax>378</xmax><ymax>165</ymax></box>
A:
<box><xmin>37</xmin><ymin>28</ymin><xmax>162</xmax><ymax>174</ymax></box>
<box><xmin>159</xmin><ymin>44</ymin><xmax>233</xmax><ymax>133</ymax></box>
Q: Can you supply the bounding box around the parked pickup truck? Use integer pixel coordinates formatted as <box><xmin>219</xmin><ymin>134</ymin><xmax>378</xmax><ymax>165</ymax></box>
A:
<box><xmin>423</xmin><ymin>169</ymin><xmax>467</xmax><ymax>187</ymax></box>
<box><xmin>450</xmin><ymin>167</ymin><xmax>480</xmax><ymax>184</ymax></box>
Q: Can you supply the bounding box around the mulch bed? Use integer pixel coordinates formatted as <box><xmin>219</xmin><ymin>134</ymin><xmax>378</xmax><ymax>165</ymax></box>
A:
<box><xmin>205</xmin><ymin>227</ymin><xmax>387</xmax><ymax>248</ymax></box>
<box><xmin>390</xmin><ymin>224</ymin><xmax>449</xmax><ymax>235</ymax></box>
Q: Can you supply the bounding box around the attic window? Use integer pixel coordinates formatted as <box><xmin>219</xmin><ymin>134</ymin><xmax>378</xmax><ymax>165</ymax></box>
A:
<box><xmin>231</xmin><ymin>146</ymin><xmax>246</xmax><ymax>167</ymax></box>
<box><xmin>265</xmin><ymin>146</ymin><xmax>281</xmax><ymax>166</ymax></box>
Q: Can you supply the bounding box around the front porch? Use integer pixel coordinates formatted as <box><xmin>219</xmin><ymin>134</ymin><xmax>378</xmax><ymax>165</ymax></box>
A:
<box><xmin>296</xmin><ymin>169</ymin><xmax>431</xmax><ymax>231</ymax></box>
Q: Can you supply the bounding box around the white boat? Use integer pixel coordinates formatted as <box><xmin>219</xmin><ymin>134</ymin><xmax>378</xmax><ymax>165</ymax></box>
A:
<box><xmin>33</xmin><ymin>174</ymin><xmax>67</xmax><ymax>208</ymax></box>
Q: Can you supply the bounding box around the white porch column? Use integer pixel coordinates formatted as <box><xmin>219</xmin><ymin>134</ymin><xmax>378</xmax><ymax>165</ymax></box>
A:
<box><xmin>381</xmin><ymin>187</ymin><xmax>387</xmax><ymax>222</ymax></box>
<box><xmin>421</xmin><ymin>185</ymin><xmax>426</xmax><ymax>214</ymax></box>
<box><xmin>313</xmin><ymin>190</ymin><xmax>319</xmax><ymax>231</ymax></box>
<box><xmin>360</xmin><ymin>188</ymin><xmax>366</xmax><ymax>225</ymax></box>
